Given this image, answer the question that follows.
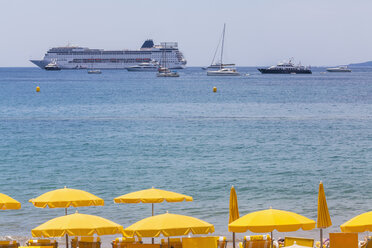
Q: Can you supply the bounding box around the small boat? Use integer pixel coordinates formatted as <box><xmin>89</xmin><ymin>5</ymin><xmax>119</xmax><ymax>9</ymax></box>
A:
<box><xmin>258</xmin><ymin>58</ymin><xmax>312</xmax><ymax>74</ymax></box>
<box><xmin>127</xmin><ymin>61</ymin><xmax>159</xmax><ymax>71</ymax></box>
<box><xmin>44</xmin><ymin>60</ymin><xmax>61</xmax><ymax>71</ymax></box>
<box><xmin>326</xmin><ymin>66</ymin><xmax>351</xmax><ymax>72</ymax></box>
<box><xmin>157</xmin><ymin>42</ymin><xmax>180</xmax><ymax>77</ymax></box>
<box><xmin>206</xmin><ymin>24</ymin><xmax>240</xmax><ymax>76</ymax></box>
<box><xmin>156</xmin><ymin>67</ymin><xmax>179</xmax><ymax>77</ymax></box>
<box><xmin>88</xmin><ymin>70</ymin><xmax>102</xmax><ymax>74</ymax></box>
<box><xmin>207</xmin><ymin>68</ymin><xmax>240</xmax><ymax>76</ymax></box>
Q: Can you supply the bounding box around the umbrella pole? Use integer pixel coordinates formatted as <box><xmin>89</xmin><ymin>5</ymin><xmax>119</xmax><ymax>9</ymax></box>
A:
<box><xmin>320</xmin><ymin>228</ymin><xmax>323</xmax><ymax>248</ymax></box>
<box><xmin>168</xmin><ymin>237</ymin><xmax>170</xmax><ymax>248</ymax></box>
<box><xmin>233</xmin><ymin>232</ymin><xmax>236</xmax><ymax>248</ymax></box>
<box><xmin>271</xmin><ymin>231</ymin><xmax>273</xmax><ymax>248</ymax></box>
<box><xmin>65</xmin><ymin>208</ymin><xmax>69</xmax><ymax>248</ymax></box>
<box><xmin>152</xmin><ymin>203</ymin><xmax>154</xmax><ymax>244</ymax></box>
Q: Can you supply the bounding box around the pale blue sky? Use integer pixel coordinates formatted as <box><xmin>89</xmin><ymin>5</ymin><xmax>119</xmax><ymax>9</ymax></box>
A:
<box><xmin>1</xmin><ymin>0</ymin><xmax>372</xmax><ymax>67</ymax></box>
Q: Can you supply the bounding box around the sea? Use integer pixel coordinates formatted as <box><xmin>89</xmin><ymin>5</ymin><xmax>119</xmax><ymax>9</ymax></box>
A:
<box><xmin>0</xmin><ymin>67</ymin><xmax>371</xmax><ymax>244</ymax></box>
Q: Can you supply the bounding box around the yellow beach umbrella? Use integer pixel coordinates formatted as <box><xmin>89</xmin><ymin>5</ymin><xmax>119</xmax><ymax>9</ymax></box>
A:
<box><xmin>0</xmin><ymin>193</ymin><xmax>21</xmax><ymax>210</ymax></box>
<box><xmin>30</xmin><ymin>187</ymin><xmax>104</xmax><ymax>248</ymax></box>
<box><xmin>317</xmin><ymin>182</ymin><xmax>332</xmax><ymax>246</ymax></box>
<box><xmin>32</xmin><ymin>212</ymin><xmax>123</xmax><ymax>237</ymax></box>
<box><xmin>229</xmin><ymin>186</ymin><xmax>239</xmax><ymax>248</ymax></box>
<box><xmin>341</xmin><ymin>211</ymin><xmax>372</xmax><ymax>233</ymax></box>
<box><xmin>229</xmin><ymin>208</ymin><xmax>315</xmax><ymax>248</ymax></box>
<box><xmin>114</xmin><ymin>187</ymin><xmax>193</xmax><ymax>243</ymax></box>
<box><xmin>29</xmin><ymin>186</ymin><xmax>104</xmax><ymax>209</ymax></box>
<box><xmin>114</xmin><ymin>187</ymin><xmax>192</xmax><ymax>205</ymax></box>
<box><xmin>123</xmin><ymin>212</ymin><xmax>214</xmax><ymax>238</ymax></box>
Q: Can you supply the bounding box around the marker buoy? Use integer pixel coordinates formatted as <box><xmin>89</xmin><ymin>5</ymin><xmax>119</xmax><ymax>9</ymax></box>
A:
<box><xmin>213</xmin><ymin>87</ymin><xmax>217</xmax><ymax>92</ymax></box>
<box><xmin>36</xmin><ymin>86</ymin><xmax>40</xmax><ymax>92</ymax></box>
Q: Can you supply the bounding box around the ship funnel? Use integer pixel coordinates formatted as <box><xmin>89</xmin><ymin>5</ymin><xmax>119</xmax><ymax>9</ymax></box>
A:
<box><xmin>141</xmin><ymin>39</ymin><xmax>154</xmax><ymax>48</ymax></box>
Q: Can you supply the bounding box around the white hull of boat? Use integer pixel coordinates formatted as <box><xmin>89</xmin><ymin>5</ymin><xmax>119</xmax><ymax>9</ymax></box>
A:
<box><xmin>326</xmin><ymin>68</ymin><xmax>351</xmax><ymax>72</ymax></box>
<box><xmin>157</xmin><ymin>72</ymin><xmax>179</xmax><ymax>77</ymax></box>
<box><xmin>207</xmin><ymin>71</ymin><xmax>240</xmax><ymax>76</ymax></box>
<box><xmin>88</xmin><ymin>70</ymin><xmax>102</xmax><ymax>74</ymax></box>
<box><xmin>126</xmin><ymin>67</ymin><xmax>158</xmax><ymax>72</ymax></box>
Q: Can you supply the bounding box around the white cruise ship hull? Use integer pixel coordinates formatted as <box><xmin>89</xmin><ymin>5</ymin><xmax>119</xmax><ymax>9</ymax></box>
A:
<box><xmin>31</xmin><ymin>60</ymin><xmax>185</xmax><ymax>70</ymax></box>
<box><xmin>30</xmin><ymin>40</ymin><xmax>187</xmax><ymax>70</ymax></box>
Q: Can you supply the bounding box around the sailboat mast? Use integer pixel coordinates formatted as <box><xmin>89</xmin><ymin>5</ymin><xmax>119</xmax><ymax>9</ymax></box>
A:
<box><xmin>220</xmin><ymin>23</ymin><xmax>226</xmax><ymax>69</ymax></box>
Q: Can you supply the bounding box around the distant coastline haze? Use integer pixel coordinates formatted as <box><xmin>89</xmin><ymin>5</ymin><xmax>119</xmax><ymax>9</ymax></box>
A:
<box><xmin>1</xmin><ymin>0</ymin><xmax>372</xmax><ymax>67</ymax></box>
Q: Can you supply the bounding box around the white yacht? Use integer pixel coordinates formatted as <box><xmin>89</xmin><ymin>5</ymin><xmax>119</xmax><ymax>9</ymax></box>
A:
<box><xmin>207</xmin><ymin>24</ymin><xmax>240</xmax><ymax>76</ymax></box>
<box><xmin>127</xmin><ymin>60</ymin><xmax>159</xmax><ymax>71</ymax></box>
<box><xmin>30</xmin><ymin>40</ymin><xmax>186</xmax><ymax>70</ymax></box>
<box><xmin>258</xmin><ymin>58</ymin><xmax>312</xmax><ymax>74</ymax></box>
<box><xmin>87</xmin><ymin>70</ymin><xmax>102</xmax><ymax>74</ymax></box>
<box><xmin>44</xmin><ymin>60</ymin><xmax>61</xmax><ymax>71</ymax></box>
<box><xmin>326</xmin><ymin>66</ymin><xmax>351</xmax><ymax>72</ymax></box>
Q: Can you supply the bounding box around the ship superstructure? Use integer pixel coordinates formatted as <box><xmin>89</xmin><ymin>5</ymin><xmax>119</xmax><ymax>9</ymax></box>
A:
<box><xmin>30</xmin><ymin>40</ymin><xmax>186</xmax><ymax>70</ymax></box>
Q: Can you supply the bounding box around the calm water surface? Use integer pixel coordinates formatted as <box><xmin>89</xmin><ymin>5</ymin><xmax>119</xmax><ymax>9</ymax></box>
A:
<box><xmin>0</xmin><ymin>67</ymin><xmax>371</xmax><ymax>242</ymax></box>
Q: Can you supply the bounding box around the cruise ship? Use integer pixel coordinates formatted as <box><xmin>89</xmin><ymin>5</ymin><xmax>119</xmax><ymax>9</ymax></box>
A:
<box><xmin>30</xmin><ymin>40</ymin><xmax>187</xmax><ymax>70</ymax></box>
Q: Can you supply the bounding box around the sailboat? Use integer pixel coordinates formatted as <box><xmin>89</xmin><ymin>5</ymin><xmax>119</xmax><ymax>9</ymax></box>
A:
<box><xmin>157</xmin><ymin>43</ymin><xmax>179</xmax><ymax>77</ymax></box>
<box><xmin>206</xmin><ymin>24</ymin><xmax>240</xmax><ymax>76</ymax></box>
<box><xmin>87</xmin><ymin>59</ymin><xmax>101</xmax><ymax>74</ymax></box>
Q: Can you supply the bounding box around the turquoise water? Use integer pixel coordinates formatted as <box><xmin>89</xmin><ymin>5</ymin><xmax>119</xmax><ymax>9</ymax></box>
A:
<box><xmin>0</xmin><ymin>67</ymin><xmax>371</xmax><ymax>241</ymax></box>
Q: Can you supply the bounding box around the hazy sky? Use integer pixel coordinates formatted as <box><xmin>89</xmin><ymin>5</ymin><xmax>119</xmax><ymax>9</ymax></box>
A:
<box><xmin>1</xmin><ymin>0</ymin><xmax>372</xmax><ymax>67</ymax></box>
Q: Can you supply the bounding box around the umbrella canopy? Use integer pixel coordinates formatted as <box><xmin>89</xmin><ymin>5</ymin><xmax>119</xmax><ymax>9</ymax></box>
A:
<box><xmin>29</xmin><ymin>187</ymin><xmax>104</xmax><ymax>208</ymax></box>
<box><xmin>123</xmin><ymin>212</ymin><xmax>214</xmax><ymax>237</ymax></box>
<box><xmin>32</xmin><ymin>212</ymin><xmax>123</xmax><ymax>237</ymax></box>
<box><xmin>229</xmin><ymin>186</ymin><xmax>240</xmax><ymax>224</ymax></box>
<box><xmin>114</xmin><ymin>188</ymin><xmax>193</xmax><ymax>204</ymax></box>
<box><xmin>0</xmin><ymin>193</ymin><xmax>21</xmax><ymax>210</ymax></box>
<box><xmin>228</xmin><ymin>208</ymin><xmax>316</xmax><ymax>233</ymax></box>
<box><xmin>229</xmin><ymin>186</ymin><xmax>240</xmax><ymax>248</ymax></box>
<box><xmin>341</xmin><ymin>211</ymin><xmax>372</xmax><ymax>232</ymax></box>
<box><xmin>317</xmin><ymin>182</ymin><xmax>332</xmax><ymax>228</ymax></box>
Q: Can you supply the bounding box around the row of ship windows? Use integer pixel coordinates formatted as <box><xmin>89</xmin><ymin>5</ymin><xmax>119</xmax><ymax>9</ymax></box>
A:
<box><xmin>71</xmin><ymin>58</ymin><xmax>151</xmax><ymax>63</ymax></box>
<box><xmin>52</xmin><ymin>51</ymin><xmax>173</xmax><ymax>55</ymax></box>
<box><xmin>70</xmin><ymin>58</ymin><xmax>179</xmax><ymax>63</ymax></box>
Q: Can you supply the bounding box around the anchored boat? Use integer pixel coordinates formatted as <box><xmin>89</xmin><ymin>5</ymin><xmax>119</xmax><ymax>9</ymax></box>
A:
<box><xmin>326</xmin><ymin>66</ymin><xmax>351</xmax><ymax>72</ymax></box>
<box><xmin>127</xmin><ymin>60</ymin><xmax>160</xmax><ymax>72</ymax></box>
<box><xmin>206</xmin><ymin>24</ymin><xmax>240</xmax><ymax>76</ymax></box>
<box><xmin>258</xmin><ymin>58</ymin><xmax>312</xmax><ymax>74</ymax></box>
<box><xmin>44</xmin><ymin>60</ymin><xmax>61</xmax><ymax>71</ymax></box>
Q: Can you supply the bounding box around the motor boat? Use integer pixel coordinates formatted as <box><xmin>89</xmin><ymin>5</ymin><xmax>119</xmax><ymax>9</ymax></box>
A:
<box><xmin>326</xmin><ymin>66</ymin><xmax>351</xmax><ymax>72</ymax></box>
<box><xmin>44</xmin><ymin>60</ymin><xmax>61</xmax><ymax>71</ymax></box>
<box><xmin>257</xmin><ymin>58</ymin><xmax>312</xmax><ymax>74</ymax></box>
<box><xmin>87</xmin><ymin>70</ymin><xmax>102</xmax><ymax>74</ymax></box>
<box><xmin>127</xmin><ymin>61</ymin><xmax>159</xmax><ymax>71</ymax></box>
